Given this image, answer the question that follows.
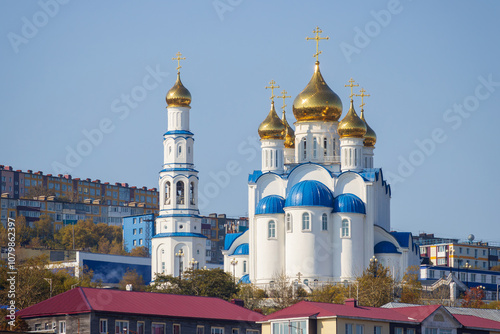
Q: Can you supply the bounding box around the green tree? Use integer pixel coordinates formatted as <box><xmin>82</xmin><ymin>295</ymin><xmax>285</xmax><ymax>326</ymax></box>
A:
<box><xmin>149</xmin><ymin>268</ymin><xmax>239</xmax><ymax>301</ymax></box>
<box><xmin>15</xmin><ymin>215</ymin><xmax>31</xmax><ymax>247</ymax></box>
<box><xmin>234</xmin><ymin>283</ymin><xmax>267</xmax><ymax>311</ymax></box>
<box><xmin>25</xmin><ymin>184</ymin><xmax>55</xmax><ymax>199</ymax></box>
<box><xmin>32</xmin><ymin>215</ymin><xmax>55</xmax><ymax>247</ymax></box>
<box><xmin>356</xmin><ymin>259</ymin><xmax>395</xmax><ymax>307</ymax></box>
<box><xmin>308</xmin><ymin>283</ymin><xmax>347</xmax><ymax>304</ymax></box>
<box><xmin>119</xmin><ymin>269</ymin><xmax>145</xmax><ymax>291</ymax></box>
<box><xmin>400</xmin><ymin>266</ymin><xmax>422</xmax><ymax>304</ymax></box>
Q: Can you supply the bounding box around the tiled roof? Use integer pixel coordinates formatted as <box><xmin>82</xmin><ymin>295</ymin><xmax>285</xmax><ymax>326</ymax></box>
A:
<box><xmin>17</xmin><ymin>287</ymin><xmax>263</xmax><ymax>322</ymax></box>
<box><xmin>260</xmin><ymin>300</ymin><xmax>419</xmax><ymax>323</ymax></box>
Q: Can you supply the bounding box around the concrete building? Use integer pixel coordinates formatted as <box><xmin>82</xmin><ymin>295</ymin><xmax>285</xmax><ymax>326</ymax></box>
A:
<box><xmin>122</xmin><ymin>213</ymin><xmax>155</xmax><ymax>254</ymax></box>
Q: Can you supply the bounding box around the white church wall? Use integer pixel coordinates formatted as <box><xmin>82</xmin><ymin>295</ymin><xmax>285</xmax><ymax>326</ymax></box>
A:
<box><xmin>335</xmin><ymin>173</ymin><xmax>366</xmax><ymax>201</ymax></box>
<box><xmin>286</xmin><ymin>164</ymin><xmax>334</xmax><ymax>191</ymax></box>
<box><xmin>254</xmin><ymin>214</ymin><xmax>285</xmax><ymax>282</ymax></box>
<box><xmin>256</xmin><ymin>174</ymin><xmax>285</xmax><ymax>199</ymax></box>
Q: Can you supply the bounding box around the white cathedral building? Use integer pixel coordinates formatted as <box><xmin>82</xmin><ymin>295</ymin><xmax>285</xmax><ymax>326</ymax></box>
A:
<box><xmin>151</xmin><ymin>31</ymin><xmax>420</xmax><ymax>285</ymax></box>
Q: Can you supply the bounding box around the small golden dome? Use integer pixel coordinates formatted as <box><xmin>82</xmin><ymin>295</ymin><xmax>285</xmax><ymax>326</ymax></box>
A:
<box><xmin>258</xmin><ymin>102</ymin><xmax>286</xmax><ymax>140</ymax></box>
<box><xmin>292</xmin><ymin>61</ymin><xmax>343</xmax><ymax>122</ymax></box>
<box><xmin>360</xmin><ymin>109</ymin><xmax>377</xmax><ymax>147</ymax></box>
<box><xmin>166</xmin><ymin>72</ymin><xmax>191</xmax><ymax>107</ymax></box>
<box><xmin>282</xmin><ymin>111</ymin><xmax>295</xmax><ymax>148</ymax></box>
<box><xmin>338</xmin><ymin>100</ymin><xmax>367</xmax><ymax>138</ymax></box>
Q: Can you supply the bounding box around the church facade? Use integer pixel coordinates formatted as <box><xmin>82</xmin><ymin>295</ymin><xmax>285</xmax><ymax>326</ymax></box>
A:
<box><xmin>222</xmin><ymin>29</ymin><xmax>420</xmax><ymax>286</ymax></box>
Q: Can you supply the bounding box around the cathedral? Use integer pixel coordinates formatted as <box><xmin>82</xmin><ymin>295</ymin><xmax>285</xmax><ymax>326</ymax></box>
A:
<box><xmin>151</xmin><ymin>29</ymin><xmax>420</xmax><ymax>286</ymax></box>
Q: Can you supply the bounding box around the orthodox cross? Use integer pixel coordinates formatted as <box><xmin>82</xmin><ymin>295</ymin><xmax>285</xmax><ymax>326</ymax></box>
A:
<box><xmin>265</xmin><ymin>80</ymin><xmax>280</xmax><ymax>102</ymax></box>
<box><xmin>172</xmin><ymin>52</ymin><xmax>186</xmax><ymax>72</ymax></box>
<box><xmin>306</xmin><ymin>26</ymin><xmax>330</xmax><ymax>62</ymax></box>
<box><xmin>355</xmin><ymin>88</ymin><xmax>370</xmax><ymax>110</ymax></box>
<box><xmin>277</xmin><ymin>89</ymin><xmax>291</xmax><ymax>115</ymax></box>
<box><xmin>345</xmin><ymin>78</ymin><xmax>359</xmax><ymax>99</ymax></box>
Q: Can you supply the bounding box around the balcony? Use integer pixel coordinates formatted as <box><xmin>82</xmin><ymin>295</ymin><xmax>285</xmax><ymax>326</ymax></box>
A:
<box><xmin>284</xmin><ymin>156</ymin><xmax>340</xmax><ymax>165</ymax></box>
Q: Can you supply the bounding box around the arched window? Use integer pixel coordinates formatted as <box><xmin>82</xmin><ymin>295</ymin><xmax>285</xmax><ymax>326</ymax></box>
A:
<box><xmin>165</xmin><ymin>181</ymin><xmax>171</xmax><ymax>204</ymax></box>
<box><xmin>322</xmin><ymin>213</ymin><xmax>328</xmax><ymax>231</ymax></box>
<box><xmin>243</xmin><ymin>260</ymin><xmax>247</xmax><ymax>273</ymax></box>
<box><xmin>265</xmin><ymin>150</ymin><xmax>269</xmax><ymax>167</ymax></box>
<box><xmin>341</xmin><ymin>218</ymin><xmax>350</xmax><ymax>238</ymax></box>
<box><xmin>178</xmin><ymin>145</ymin><xmax>182</xmax><ymax>157</ymax></box>
<box><xmin>190</xmin><ymin>182</ymin><xmax>195</xmax><ymax>205</ymax></box>
<box><xmin>303</xmin><ymin>139</ymin><xmax>307</xmax><ymax>160</ymax></box>
<box><xmin>270</xmin><ymin>150</ymin><xmax>273</xmax><ymax>168</ymax></box>
<box><xmin>268</xmin><ymin>220</ymin><xmax>276</xmax><ymax>238</ymax></box>
<box><xmin>286</xmin><ymin>213</ymin><xmax>292</xmax><ymax>232</ymax></box>
<box><xmin>176</xmin><ymin>181</ymin><xmax>185</xmax><ymax>204</ymax></box>
<box><xmin>168</xmin><ymin>145</ymin><xmax>172</xmax><ymax>156</ymax></box>
<box><xmin>323</xmin><ymin>138</ymin><xmax>327</xmax><ymax>157</ymax></box>
<box><xmin>302</xmin><ymin>212</ymin><xmax>310</xmax><ymax>231</ymax></box>
<box><xmin>313</xmin><ymin>139</ymin><xmax>317</xmax><ymax>158</ymax></box>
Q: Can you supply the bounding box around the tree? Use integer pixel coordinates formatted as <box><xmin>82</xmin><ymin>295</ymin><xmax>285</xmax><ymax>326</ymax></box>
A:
<box><xmin>234</xmin><ymin>283</ymin><xmax>267</xmax><ymax>311</ymax></box>
<box><xmin>266</xmin><ymin>271</ymin><xmax>304</xmax><ymax>311</ymax></box>
<box><xmin>400</xmin><ymin>266</ymin><xmax>422</xmax><ymax>304</ymax></box>
<box><xmin>490</xmin><ymin>265</ymin><xmax>500</xmax><ymax>272</ymax></box>
<box><xmin>461</xmin><ymin>287</ymin><xmax>485</xmax><ymax>308</ymax></box>
<box><xmin>356</xmin><ymin>259</ymin><xmax>395</xmax><ymax>307</ymax></box>
<box><xmin>130</xmin><ymin>246</ymin><xmax>149</xmax><ymax>257</ymax></box>
<box><xmin>119</xmin><ymin>269</ymin><xmax>145</xmax><ymax>291</ymax></box>
<box><xmin>149</xmin><ymin>268</ymin><xmax>239</xmax><ymax>301</ymax></box>
<box><xmin>25</xmin><ymin>184</ymin><xmax>55</xmax><ymax>199</ymax></box>
<box><xmin>15</xmin><ymin>215</ymin><xmax>31</xmax><ymax>247</ymax></box>
<box><xmin>308</xmin><ymin>283</ymin><xmax>348</xmax><ymax>304</ymax></box>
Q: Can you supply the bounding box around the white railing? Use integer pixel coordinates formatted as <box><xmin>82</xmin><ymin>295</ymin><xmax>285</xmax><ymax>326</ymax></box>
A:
<box><xmin>284</xmin><ymin>156</ymin><xmax>340</xmax><ymax>164</ymax></box>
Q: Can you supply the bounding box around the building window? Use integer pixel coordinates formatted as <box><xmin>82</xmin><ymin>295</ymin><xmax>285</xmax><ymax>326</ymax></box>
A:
<box><xmin>165</xmin><ymin>181</ymin><xmax>171</xmax><ymax>204</ymax></box>
<box><xmin>246</xmin><ymin>331</ymin><xmax>259</xmax><ymax>334</ymax></box>
<box><xmin>302</xmin><ymin>212</ymin><xmax>310</xmax><ymax>231</ymax></box>
<box><xmin>115</xmin><ymin>320</ymin><xmax>129</xmax><ymax>334</ymax></box>
<box><xmin>374</xmin><ymin>327</ymin><xmax>382</xmax><ymax>334</ymax></box>
<box><xmin>139</xmin><ymin>228</ymin><xmax>143</xmax><ymax>234</ymax></box>
<box><xmin>243</xmin><ymin>260</ymin><xmax>247</xmax><ymax>273</ymax></box>
<box><xmin>173</xmin><ymin>324</ymin><xmax>181</xmax><ymax>334</ymax></box>
<box><xmin>268</xmin><ymin>220</ymin><xmax>276</xmax><ymax>238</ymax></box>
<box><xmin>137</xmin><ymin>322</ymin><xmax>145</xmax><ymax>334</ymax></box>
<box><xmin>139</xmin><ymin>239</ymin><xmax>143</xmax><ymax>245</ymax></box>
<box><xmin>481</xmin><ymin>274</ymin><xmax>486</xmax><ymax>283</ymax></box>
<box><xmin>133</xmin><ymin>240</ymin><xmax>137</xmax><ymax>246</ymax></box>
<box><xmin>152</xmin><ymin>323</ymin><xmax>166</xmax><ymax>334</ymax></box>
<box><xmin>133</xmin><ymin>229</ymin><xmax>137</xmax><ymax>235</ymax></box>
<box><xmin>492</xmin><ymin>276</ymin><xmax>497</xmax><ymax>284</ymax></box>
<box><xmin>407</xmin><ymin>329</ymin><xmax>415</xmax><ymax>334</ymax></box>
<box><xmin>471</xmin><ymin>273</ymin><xmax>476</xmax><ymax>282</ymax></box>
<box><xmin>197</xmin><ymin>326</ymin><xmax>205</xmax><ymax>334</ymax></box>
<box><xmin>232</xmin><ymin>329</ymin><xmax>240</xmax><ymax>334</ymax></box>
<box><xmin>286</xmin><ymin>213</ymin><xmax>292</xmax><ymax>232</ymax></box>
<box><xmin>313</xmin><ymin>138</ymin><xmax>317</xmax><ymax>158</ymax></box>
<box><xmin>178</xmin><ymin>145</ymin><xmax>182</xmax><ymax>156</ymax></box>
<box><xmin>322</xmin><ymin>213</ymin><xmax>328</xmax><ymax>231</ymax></box>
<box><xmin>346</xmin><ymin>324</ymin><xmax>353</xmax><ymax>334</ymax></box>
<box><xmin>176</xmin><ymin>181</ymin><xmax>185</xmax><ymax>204</ymax></box>
<box><xmin>59</xmin><ymin>321</ymin><xmax>66</xmax><ymax>334</ymax></box>
<box><xmin>324</xmin><ymin>138</ymin><xmax>327</xmax><ymax>156</ymax></box>
<box><xmin>341</xmin><ymin>218</ymin><xmax>350</xmax><ymax>238</ymax></box>
<box><xmin>303</xmin><ymin>139</ymin><xmax>307</xmax><ymax>160</ymax></box>
<box><xmin>211</xmin><ymin>328</ymin><xmax>224</xmax><ymax>334</ymax></box>
<box><xmin>425</xmin><ymin>329</ymin><xmax>438</xmax><ymax>334</ymax></box>
<box><xmin>356</xmin><ymin>325</ymin><xmax>364</xmax><ymax>334</ymax></box>
<box><xmin>395</xmin><ymin>328</ymin><xmax>404</xmax><ymax>334</ymax></box>
<box><xmin>190</xmin><ymin>182</ymin><xmax>195</xmax><ymax>205</ymax></box>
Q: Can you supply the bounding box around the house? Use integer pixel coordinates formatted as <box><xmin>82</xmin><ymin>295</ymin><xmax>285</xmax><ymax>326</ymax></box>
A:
<box><xmin>16</xmin><ymin>287</ymin><xmax>262</xmax><ymax>334</ymax></box>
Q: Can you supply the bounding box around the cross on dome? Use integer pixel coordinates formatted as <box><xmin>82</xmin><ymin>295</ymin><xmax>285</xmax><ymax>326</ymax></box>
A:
<box><xmin>356</xmin><ymin>88</ymin><xmax>371</xmax><ymax>110</ymax></box>
<box><xmin>345</xmin><ymin>78</ymin><xmax>359</xmax><ymax>99</ymax></box>
<box><xmin>306</xmin><ymin>26</ymin><xmax>330</xmax><ymax>62</ymax></box>
<box><xmin>172</xmin><ymin>51</ymin><xmax>186</xmax><ymax>73</ymax></box>
<box><xmin>277</xmin><ymin>89</ymin><xmax>291</xmax><ymax>114</ymax></box>
<box><xmin>265</xmin><ymin>80</ymin><xmax>280</xmax><ymax>102</ymax></box>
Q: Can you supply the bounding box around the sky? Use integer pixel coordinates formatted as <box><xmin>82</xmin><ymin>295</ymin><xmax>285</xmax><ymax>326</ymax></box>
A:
<box><xmin>1</xmin><ymin>0</ymin><xmax>499</xmax><ymax>242</ymax></box>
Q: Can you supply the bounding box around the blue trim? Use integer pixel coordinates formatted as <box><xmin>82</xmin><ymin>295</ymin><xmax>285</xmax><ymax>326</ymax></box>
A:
<box><xmin>255</xmin><ymin>195</ymin><xmax>285</xmax><ymax>215</ymax></box>
<box><xmin>285</xmin><ymin>180</ymin><xmax>334</xmax><ymax>208</ymax></box>
<box><xmin>152</xmin><ymin>232</ymin><xmax>207</xmax><ymax>239</ymax></box>
<box><xmin>224</xmin><ymin>232</ymin><xmax>243</xmax><ymax>250</ymax></box>
<box><xmin>239</xmin><ymin>274</ymin><xmax>251</xmax><ymax>284</ymax></box>
<box><xmin>164</xmin><ymin>130</ymin><xmax>194</xmax><ymax>136</ymax></box>
<box><xmin>374</xmin><ymin>241</ymin><xmax>401</xmax><ymax>254</ymax></box>
<box><xmin>248</xmin><ymin>171</ymin><xmax>263</xmax><ymax>183</ymax></box>
<box><xmin>231</xmin><ymin>243</ymin><xmax>249</xmax><ymax>256</ymax></box>
<box><xmin>158</xmin><ymin>174</ymin><xmax>199</xmax><ymax>180</ymax></box>
<box><xmin>423</xmin><ymin>265</ymin><xmax>500</xmax><ymax>276</ymax></box>
<box><xmin>160</xmin><ymin>168</ymin><xmax>199</xmax><ymax>173</ymax></box>
<box><xmin>333</xmin><ymin>193</ymin><xmax>366</xmax><ymax>214</ymax></box>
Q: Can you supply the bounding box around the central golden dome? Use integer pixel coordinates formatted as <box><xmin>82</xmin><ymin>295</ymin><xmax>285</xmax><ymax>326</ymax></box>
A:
<box><xmin>166</xmin><ymin>72</ymin><xmax>191</xmax><ymax>107</ymax></box>
<box><xmin>338</xmin><ymin>100</ymin><xmax>367</xmax><ymax>138</ymax></box>
<box><xmin>258</xmin><ymin>102</ymin><xmax>286</xmax><ymax>140</ymax></box>
<box><xmin>293</xmin><ymin>61</ymin><xmax>343</xmax><ymax>122</ymax></box>
<box><xmin>360</xmin><ymin>109</ymin><xmax>377</xmax><ymax>147</ymax></box>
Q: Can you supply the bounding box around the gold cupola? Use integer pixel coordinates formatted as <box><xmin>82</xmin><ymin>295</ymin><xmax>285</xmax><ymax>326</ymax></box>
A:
<box><xmin>338</xmin><ymin>99</ymin><xmax>367</xmax><ymax>138</ymax></box>
<box><xmin>360</xmin><ymin>109</ymin><xmax>376</xmax><ymax>147</ymax></box>
<box><xmin>282</xmin><ymin>111</ymin><xmax>295</xmax><ymax>148</ymax></box>
<box><xmin>258</xmin><ymin>101</ymin><xmax>286</xmax><ymax>140</ymax></box>
<box><xmin>166</xmin><ymin>72</ymin><xmax>191</xmax><ymax>107</ymax></box>
<box><xmin>292</xmin><ymin>61</ymin><xmax>343</xmax><ymax>122</ymax></box>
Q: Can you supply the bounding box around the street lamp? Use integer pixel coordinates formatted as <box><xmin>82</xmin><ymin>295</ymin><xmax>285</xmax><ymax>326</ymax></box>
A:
<box><xmin>175</xmin><ymin>249</ymin><xmax>184</xmax><ymax>278</ymax></box>
<box><xmin>370</xmin><ymin>256</ymin><xmax>378</xmax><ymax>277</ymax></box>
<box><xmin>230</xmin><ymin>258</ymin><xmax>238</xmax><ymax>283</ymax></box>
<box><xmin>189</xmin><ymin>257</ymin><xmax>198</xmax><ymax>271</ymax></box>
<box><xmin>464</xmin><ymin>262</ymin><xmax>472</xmax><ymax>288</ymax></box>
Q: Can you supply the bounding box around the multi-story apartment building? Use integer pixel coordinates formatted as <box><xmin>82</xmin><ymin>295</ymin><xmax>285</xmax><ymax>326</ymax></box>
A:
<box><xmin>413</xmin><ymin>233</ymin><xmax>459</xmax><ymax>246</ymax></box>
<box><xmin>419</xmin><ymin>242</ymin><xmax>500</xmax><ymax>270</ymax></box>
<box><xmin>0</xmin><ymin>165</ymin><xmax>158</xmax><ymax>208</ymax></box>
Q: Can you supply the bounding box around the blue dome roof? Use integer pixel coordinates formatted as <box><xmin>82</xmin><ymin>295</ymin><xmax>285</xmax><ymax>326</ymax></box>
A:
<box><xmin>239</xmin><ymin>274</ymin><xmax>251</xmax><ymax>284</ymax></box>
<box><xmin>374</xmin><ymin>241</ymin><xmax>401</xmax><ymax>254</ymax></box>
<box><xmin>231</xmin><ymin>243</ymin><xmax>249</xmax><ymax>256</ymax></box>
<box><xmin>255</xmin><ymin>195</ymin><xmax>285</xmax><ymax>215</ymax></box>
<box><xmin>333</xmin><ymin>193</ymin><xmax>366</xmax><ymax>214</ymax></box>
<box><xmin>285</xmin><ymin>180</ymin><xmax>334</xmax><ymax>208</ymax></box>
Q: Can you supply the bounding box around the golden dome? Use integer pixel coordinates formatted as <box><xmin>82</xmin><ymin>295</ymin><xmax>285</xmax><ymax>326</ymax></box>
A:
<box><xmin>338</xmin><ymin>100</ymin><xmax>367</xmax><ymax>138</ymax></box>
<box><xmin>258</xmin><ymin>102</ymin><xmax>286</xmax><ymax>140</ymax></box>
<box><xmin>282</xmin><ymin>111</ymin><xmax>295</xmax><ymax>148</ymax></box>
<box><xmin>292</xmin><ymin>61</ymin><xmax>343</xmax><ymax>122</ymax></box>
<box><xmin>360</xmin><ymin>109</ymin><xmax>377</xmax><ymax>147</ymax></box>
<box><xmin>166</xmin><ymin>72</ymin><xmax>191</xmax><ymax>107</ymax></box>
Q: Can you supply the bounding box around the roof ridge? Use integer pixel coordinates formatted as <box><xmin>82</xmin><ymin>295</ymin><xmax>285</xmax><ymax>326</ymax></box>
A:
<box><xmin>79</xmin><ymin>287</ymin><xmax>93</xmax><ymax>311</ymax></box>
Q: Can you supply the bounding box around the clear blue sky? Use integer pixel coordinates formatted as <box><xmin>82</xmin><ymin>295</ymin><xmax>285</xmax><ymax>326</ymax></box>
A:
<box><xmin>1</xmin><ymin>1</ymin><xmax>499</xmax><ymax>242</ymax></box>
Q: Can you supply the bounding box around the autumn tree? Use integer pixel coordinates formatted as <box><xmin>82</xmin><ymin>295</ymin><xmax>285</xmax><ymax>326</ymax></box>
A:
<box><xmin>356</xmin><ymin>259</ymin><xmax>395</xmax><ymax>307</ymax></box>
<box><xmin>461</xmin><ymin>287</ymin><xmax>485</xmax><ymax>308</ymax></box>
<box><xmin>308</xmin><ymin>283</ymin><xmax>348</xmax><ymax>304</ymax></box>
<box><xmin>266</xmin><ymin>271</ymin><xmax>306</xmax><ymax>311</ymax></box>
<box><xmin>234</xmin><ymin>283</ymin><xmax>267</xmax><ymax>311</ymax></box>
<box><xmin>119</xmin><ymin>269</ymin><xmax>145</xmax><ymax>291</ymax></box>
<box><xmin>25</xmin><ymin>184</ymin><xmax>55</xmax><ymax>199</ymax></box>
<box><xmin>400</xmin><ymin>266</ymin><xmax>422</xmax><ymax>304</ymax></box>
<box><xmin>129</xmin><ymin>246</ymin><xmax>149</xmax><ymax>257</ymax></box>
<box><xmin>15</xmin><ymin>215</ymin><xmax>31</xmax><ymax>247</ymax></box>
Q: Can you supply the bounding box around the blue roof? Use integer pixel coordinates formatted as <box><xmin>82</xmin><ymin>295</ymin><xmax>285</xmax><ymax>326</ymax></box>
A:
<box><xmin>231</xmin><ymin>243</ymin><xmax>249</xmax><ymax>256</ymax></box>
<box><xmin>224</xmin><ymin>232</ymin><xmax>243</xmax><ymax>250</ymax></box>
<box><xmin>152</xmin><ymin>232</ymin><xmax>207</xmax><ymax>239</ymax></box>
<box><xmin>284</xmin><ymin>180</ymin><xmax>334</xmax><ymax>208</ymax></box>
<box><xmin>333</xmin><ymin>193</ymin><xmax>366</xmax><ymax>214</ymax></box>
<box><xmin>248</xmin><ymin>170</ymin><xmax>264</xmax><ymax>183</ymax></box>
<box><xmin>164</xmin><ymin>130</ymin><xmax>194</xmax><ymax>136</ymax></box>
<box><xmin>374</xmin><ymin>241</ymin><xmax>401</xmax><ymax>254</ymax></box>
<box><xmin>390</xmin><ymin>231</ymin><xmax>412</xmax><ymax>248</ymax></box>
<box><xmin>255</xmin><ymin>195</ymin><xmax>285</xmax><ymax>215</ymax></box>
<box><xmin>239</xmin><ymin>274</ymin><xmax>251</xmax><ymax>284</ymax></box>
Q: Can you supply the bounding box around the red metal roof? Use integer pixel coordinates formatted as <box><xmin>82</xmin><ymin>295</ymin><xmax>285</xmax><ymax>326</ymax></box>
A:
<box><xmin>390</xmin><ymin>305</ymin><xmax>442</xmax><ymax>322</ymax></box>
<box><xmin>17</xmin><ymin>287</ymin><xmax>263</xmax><ymax>322</ymax></box>
<box><xmin>454</xmin><ymin>314</ymin><xmax>500</xmax><ymax>331</ymax></box>
<box><xmin>260</xmin><ymin>301</ymin><xmax>419</xmax><ymax>323</ymax></box>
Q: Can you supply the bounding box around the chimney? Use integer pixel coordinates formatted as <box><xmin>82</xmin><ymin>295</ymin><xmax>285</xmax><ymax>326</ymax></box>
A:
<box><xmin>345</xmin><ymin>298</ymin><xmax>358</xmax><ymax>307</ymax></box>
<box><xmin>231</xmin><ymin>299</ymin><xmax>245</xmax><ymax>307</ymax></box>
